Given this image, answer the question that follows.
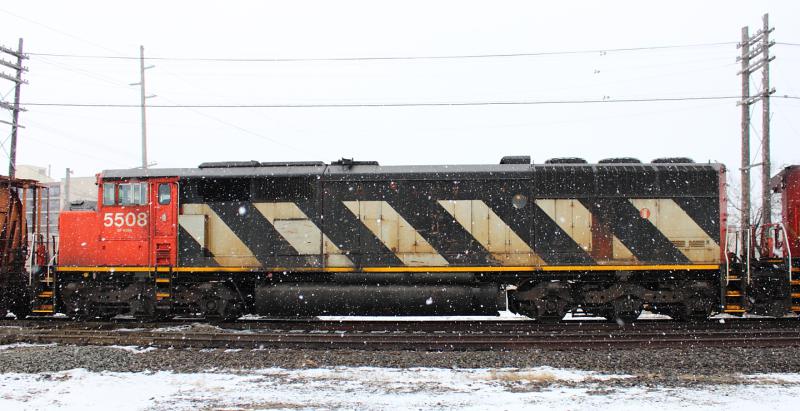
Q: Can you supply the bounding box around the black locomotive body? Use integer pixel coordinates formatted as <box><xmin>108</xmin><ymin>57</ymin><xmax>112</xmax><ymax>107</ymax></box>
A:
<box><xmin>55</xmin><ymin>157</ymin><xmax>727</xmax><ymax>321</ymax></box>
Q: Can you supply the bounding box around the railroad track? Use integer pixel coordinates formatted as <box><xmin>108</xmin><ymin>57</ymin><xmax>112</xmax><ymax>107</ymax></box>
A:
<box><xmin>1</xmin><ymin>318</ymin><xmax>799</xmax><ymax>350</ymax></box>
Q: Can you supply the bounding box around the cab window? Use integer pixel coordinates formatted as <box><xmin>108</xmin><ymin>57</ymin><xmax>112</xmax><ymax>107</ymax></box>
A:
<box><xmin>118</xmin><ymin>182</ymin><xmax>148</xmax><ymax>206</ymax></box>
<box><xmin>102</xmin><ymin>183</ymin><xmax>116</xmax><ymax>206</ymax></box>
<box><xmin>158</xmin><ymin>183</ymin><xmax>171</xmax><ymax>205</ymax></box>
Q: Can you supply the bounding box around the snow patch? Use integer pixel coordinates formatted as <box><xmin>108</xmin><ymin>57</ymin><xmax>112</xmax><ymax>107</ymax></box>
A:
<box><xmin>0</xmin><ymin>367</ymin><xmax>798</xmax><ymax>410</ymax></box>
<box><xmin>0</xmin><ymin>343</ymin><xmax>56</xmax><ymax>351</ymax></box>
<box><xmin>108</xmin><ymin>345</ymin><xmax>158</xmax><ymax>354</ymax></box>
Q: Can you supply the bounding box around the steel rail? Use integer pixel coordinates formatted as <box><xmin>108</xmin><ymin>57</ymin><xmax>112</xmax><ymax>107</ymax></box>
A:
<box><xmin>1</xmin><ymin>321</ymin><xmax>799</xmax><ymax>350</ymax></box>
<box><xmin>2</xmin><ymin>317</ymin><xmax>799</xmax><ymax>333</ymax></box>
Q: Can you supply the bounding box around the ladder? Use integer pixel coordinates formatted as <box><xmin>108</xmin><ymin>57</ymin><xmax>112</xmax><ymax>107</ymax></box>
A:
<box><xmin>723</xmin><ymin>271</ymin><xmax>747</xmax><ymax>314</ymax></box>
<box><xmin>722</xmin><ymin>227</ymin><xmax>747</xmax><ymax>314</ymax></box>
<box><xmin>791</xmin><ymin>265</ymin><xmax>800</xmax><ymax>313</ymax></box>
<box><xmin>153</xmin><ymin>244</ymin><xmax>173</xmax><ymax>316</ymax></box>
<box><xmin>30</xmin><ymin>266</ymin><xmax>55</xmax><ymax>315</ymax></box>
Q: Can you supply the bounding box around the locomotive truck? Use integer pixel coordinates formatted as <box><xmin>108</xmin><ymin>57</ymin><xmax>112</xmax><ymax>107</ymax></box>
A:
<box><xmin>15</xmin><ymin>156</ymin><xmax>800</xmax><ymax>322</ymax></box>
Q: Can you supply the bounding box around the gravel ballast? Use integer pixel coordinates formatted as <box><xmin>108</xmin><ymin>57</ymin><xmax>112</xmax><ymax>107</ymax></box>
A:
<box><xmin>1</xmin><ymin>344</ymin><xmax>799</xmax><ymax>381</ymax></box>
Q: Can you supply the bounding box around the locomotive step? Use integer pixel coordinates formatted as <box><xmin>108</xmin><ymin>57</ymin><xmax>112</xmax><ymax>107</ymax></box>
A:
<box><xmin>791</xmin><ymin>280</ymin><xmax>800</xmax><ymax>285</ymax></box>
<box><xmin>155</xmin><ymin>292</ymin><xmax>171</xmax><ymax>299</ymax></box>
<box><xmin>725</xmin><ymin>290</ymin><xmax>743</xmax><ymax>297</ymax></box>
<box><xmin>726</xmin><ymin>276</ymin><xmax>741</xmax><ymax>281</ymax></box>
<box><xmin>37</xmin><ymin>291</ymin><xmax>54</xmax><ymax>298</ymax></box>
<box><xmin>793</xmin><ymin>306</ymin><xmax>800</xmax><ymax>312</ymax></box>
<box><xmin>155</xmin><ymin>278</ymin><xmax>171</xmax><ymax>283</ymax></box>
<box><xmin>792</xmin><ymin>293</ymin><xmax>800</xmax><ymax>299</ymax></box>
<box><xmin>723</xmin><ymin>304</ymin><xmax>746</xmax><ymax>313</ymax></box>
<box><xmin>31</xmin><ymin>305</ymin><xmax>54</xmax><ymax>314</ymax></box>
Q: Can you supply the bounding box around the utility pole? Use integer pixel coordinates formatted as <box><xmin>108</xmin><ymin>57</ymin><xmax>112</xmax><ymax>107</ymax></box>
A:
<box><xmin>130</xmin><ymin>45</ymin><xmax>156</xmax><ymax>169</ymax></box>
<box><xmin>760</xmin><ymin>14</ymin><xmax>774</xmax><ymax>228</ymax></box>
<box><xmin>739</xmin><ymin>27</ymin><xmax>751</xmax><ymax>234</ymax></box>
<box><xmin>64</xmin><ymin>168</ymin><xmax>73</xmax><ymax>210</ymax></box>
<box><xmin>0</xmin><ymin>38</ymin><xmax>27</xmax><ymax>179</ymax></box>
<box><xmin>737</xmin><ymin>13</ymin><xmax>775</xmax><ymax>232</ymax></box>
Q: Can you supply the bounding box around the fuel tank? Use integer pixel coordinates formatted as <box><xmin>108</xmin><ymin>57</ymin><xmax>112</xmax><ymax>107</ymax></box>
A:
<box><xmin>255</xmin><ymin>283</ymin><xmax>505</xmax><ymax>316</ymax></box>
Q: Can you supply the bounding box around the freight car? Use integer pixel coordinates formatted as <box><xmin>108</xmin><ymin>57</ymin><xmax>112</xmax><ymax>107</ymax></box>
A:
<box><xmin>45</xmin><ymin>157</ymin><xmax>800</xmax><ymax>322</ymax></box>
<box><xmin>0</xmin><ymin>176</ymin><xmax>53</xmax><ymax>318</ymax></box>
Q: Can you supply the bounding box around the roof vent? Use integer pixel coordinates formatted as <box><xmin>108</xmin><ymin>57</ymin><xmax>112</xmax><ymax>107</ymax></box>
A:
<box><xmin>651</xmin><ymin>157</ymin><xmax>694</xmax><ymax>164</ymax></box>
<box><xmin>258</xmin><ymin>161</ymin><xmax>325</xmax><ymax>167</ymax></box>
<box><xmin>500</xmin><ymin>155</ymin><xmax>531</xmax><ymax>165</ymax></box>
<box><xmin>331</xmin><ymin>158</ymin><xmax>380</xmax><ymax>167</ymax></box>
<box><xmin>545</xmin><ymin>157</ymin><xmax>588</xmax><ymax>164</ymax></box>
<box><xmin>198</xmin><ymin>161</ymin><xmax>326</xmax><ymax>169</ymax></box>
<box><xmin>198</xmin><ymin>161</ymin><xmax>261</xmax><ymax>169</ymax></box>
<box><xmin>68</xmin><ymin>200</ymin><xmax>97</xmax><ymax>211</ymax></box>
<box><xmin>598</xmin><ymin>157</ymin><xmax>642</xmax><ymax>164</ymax></box>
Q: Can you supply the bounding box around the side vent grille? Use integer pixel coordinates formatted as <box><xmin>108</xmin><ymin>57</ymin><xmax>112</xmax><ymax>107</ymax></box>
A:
<box><xmin>155</xmin><ymin>243</ymin><xmax>171</xmax><ymax>265</ymax></box>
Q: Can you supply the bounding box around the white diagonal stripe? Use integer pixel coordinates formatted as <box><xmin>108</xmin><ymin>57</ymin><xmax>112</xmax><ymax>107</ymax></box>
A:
<box><xmin>629</xmin><ymin>198</ymin><xmax>720</xmax><ymax>263</ymax></box>
<box><xmin>254</xmin><ymin>202</ymin><xmax>354</xmax><ymax>267</ymax></box>
<box><xmin>438</xmin><ymin>199</ymin><xmax>544</xmax><ymax>266</ymax></box>
<box><xmin>181</xmin><ymin>203</ymin><xmax>261</xmax><ymax>267</ymax></box>
<box><xmin>535</xmin><ymin>199</ymin><xmax>636</xmax><ymax>262</ymax></box>
<box><xmin>343</xmin><ymin>200</ymin><xmax>449</xmax><ymax>267</ymax></box>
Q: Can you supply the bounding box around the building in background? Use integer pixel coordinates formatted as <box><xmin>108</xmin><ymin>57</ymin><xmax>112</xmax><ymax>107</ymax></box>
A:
<box><xmin>15</xmin><ymin>165</ymin><xmax>97</xmax><ymax>243</ymax></box>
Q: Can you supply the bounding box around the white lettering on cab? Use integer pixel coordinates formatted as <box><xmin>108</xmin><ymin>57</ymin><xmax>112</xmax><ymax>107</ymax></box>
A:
<box><xmin>103</xmin><ymin>212</ymin><xmax>148</xmax><ymax>228</ymax></box>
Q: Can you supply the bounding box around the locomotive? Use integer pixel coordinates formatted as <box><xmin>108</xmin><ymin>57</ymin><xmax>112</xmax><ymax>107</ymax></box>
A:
<box><xmin>17</xmin><ymin>157</ymin><xmax>800</xmax><ymax>321</ymax></box>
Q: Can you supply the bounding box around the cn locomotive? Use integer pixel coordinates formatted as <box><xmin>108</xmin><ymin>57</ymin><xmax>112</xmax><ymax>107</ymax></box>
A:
<box><xmin>16</xmin><ymin>157</ymin><xmax>800</xmax><ymax>322</ymax></box>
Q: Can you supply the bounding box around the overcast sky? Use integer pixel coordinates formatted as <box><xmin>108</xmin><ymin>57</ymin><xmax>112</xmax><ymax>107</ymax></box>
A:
<box><xmin>1</xmin><ymin>0</ymin><xmax>799</xmax><ymax>192</ymax></box>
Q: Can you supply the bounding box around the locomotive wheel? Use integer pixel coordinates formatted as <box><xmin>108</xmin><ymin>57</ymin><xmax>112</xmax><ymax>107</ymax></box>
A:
<box><xmin>11</xmin><ymin>297</ymin><xmax>31</xmax><ymax>319</ymax></box>
<box><xmin>514</xmin><ymin>300</ymin><xmax>539</xmax><ymax>320</ymax></box>
<box><xmin>537</xmin><ymin>313</ymin><xmax>563</xmax><ymax>324</ymax></box>
<box><xmin>60</xmin><ymin>282</ymin><xmax>91</xmax><ymax>320</ymax></box>
<box><xmin>195</xmin><ymin>283</ymin><xmax>243</xmax><ymax>321</ymax></box>
<box><xmin>607</xmin><ymin>296</ymin><xmax>642</xmax><ymax>324</ymax></box>
<box><xmin>2</xmin><ymin>284</ymin><xmax>31</xmax><ymax>319</ymax></box>
<box><xmin>537</xmin><ymin>296</ymin><xmax>567</xmax><ymax>323</ymax></box>
<box><xmin>512</xmin><ymin>297</ymin><xmax>565</xmax><ymax>323</ymax></box>
<box><xmin>670</xmin><ymin>303</ymin><xmax>712</xmax><ymax>322</ymax></box>
<box><xmin>510</xmin><ymin>281</ymin><xmax>571</xmax><ymax>323</ymax></box>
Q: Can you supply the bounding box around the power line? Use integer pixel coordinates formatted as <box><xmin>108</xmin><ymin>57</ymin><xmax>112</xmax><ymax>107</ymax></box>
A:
<box><xmin>18</xmin><ymin>95</ymin><xmax>771</xmax><ymax>109</ymax></box>
<box><xmin>21</xmin><ymin>95</ymin><xmax>800</xmax><ymax>110</ymax></box>
<box><xmin>156</xmin><ymin>95</ymin><xmax>313</xmax><ymax>155</ymax></box>
<box><xmin>0</xmin><ymin>8</ymin><xmax>126</xmax><ymax>55</ymax></box>
<box><xmin>26</xmin><ymin>42</ymin><xmax>737</xmax><ymax>62</ymax></box>
<box><xmin>35</xmin><ymin>55</ymin><xmax>131</xmax><ymax>88</ymax></box>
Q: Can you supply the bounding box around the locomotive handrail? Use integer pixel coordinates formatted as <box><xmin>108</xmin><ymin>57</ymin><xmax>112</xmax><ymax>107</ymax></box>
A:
<box><xmin>723</xmin><ymin>227</ymin><xmax>731</xmax><ymax>286</ymax></box>
<box><xmin>747</xmin><ymin>228</ymin><xmax>752</xmax><ymax>285</ymax></box>
<box><xmin>779</xmin><ymin>222</ymin><xmax>792</xmax><ymax>284</ymax></box>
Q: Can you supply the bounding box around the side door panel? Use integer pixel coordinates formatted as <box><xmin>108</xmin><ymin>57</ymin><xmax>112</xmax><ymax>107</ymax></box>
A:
<box><xmin>150</xmin><ymin>179</ymin><xmax>178</xmax><ymax>267</ymax></box>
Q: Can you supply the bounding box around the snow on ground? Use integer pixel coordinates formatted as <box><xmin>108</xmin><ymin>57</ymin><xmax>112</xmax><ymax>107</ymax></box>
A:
<box><xmin>318</xmin><ymin>310</ymin><xmax>666</xmax><ymax>322</ymax></box>
<box><xmin>106</xmin><ymin>345</ymin><xmax>159</xmax><ymax>354</ymax></box>
<box><xmin>0</xmin><ymin>366</ymin><xmax>798</xmax><ymax>410</ymax></box>
<box><xmin>0</xmin><ymin>343</ymin><xmax>55</xmax><ymax>351</ymax></box>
